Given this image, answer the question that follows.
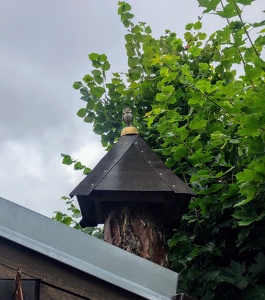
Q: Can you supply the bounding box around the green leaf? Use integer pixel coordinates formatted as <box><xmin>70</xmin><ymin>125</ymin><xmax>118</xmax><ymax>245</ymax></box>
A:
<box><xmin>61</xmin><ymin>195</ymin><xmax>71</xmax><ymax>201</ymax></box>
<box><xmin>217</xmin><ymin>3</ymin><xmax>238</xmax><ymax>18</ymax></box>
<box><xmin>91</xmin><ymin>60</ymin><xmax>101</xmax><ymax>68</ymax></box>
<box><xmin>219</xmin><ymin>261</ymin><xmax>248</xmax><ymax>290</ymax></box>
<box><xmin>195</xmin><ymin>79</ymin><xmax>213</xmax><ymax>93</ymax></box>
<box><xmin>160</xmin><ymin>67</ymin><xmax>170</xmax><ymax>77</ymax></box>
<box><xmin>185</xmin><ymin>23</ymin><xmax>193</xmax><ymax>30</ymax></box>
<box><xmin>80</xmin><ymin>87</ymin><xmax>88</xmax><ymax>96</ymax></box>
<box><xmin>249</xmin><ymin>253</ymin><xmax>265</xmax><ymax>275</ymax></box>
<box><xmin>197</xmin><ymin>0</ymin><xmax>220</xmax><ymax>12</ymax></box>
<box><xmin>125</xmin><ymin>33</ymin><xmax>134</xmax><ymax>43</ymax></box>
<box><xmin>237</xmin><ymin>0</ymin><xmax>255</xmax><ymax>5</ymax></box>
<box><xmin>166</xmin><ymin>110</ymin><xmax>182</xmax><ymax>120</ymax></box>
<box><xmin>229</xmin><ymin>21</ymin><xmax>243</xmax><ymax>30</ymax></box>
<box><xmin>172</xmin><ymin>145</ymin><xmax>187</xmax><ymax>161</ymax></box>
<box><xmin>173</xmin><ymin>126</ymin><xmax>188</xmax><ymax>141</ymax></box>
<box><xmin>189</xmin><ymin>117</ymin><xmax>208</xmax><ymax>132</ymax></box>
<box><xmin>156</xmin><ymin>93</ymin><xmax>168</xmax><ymax>102</ymax></box>
<box><xmin>129</xmin><ymin>66</ymin><xmax>142</xmax><ymax>74</ymax></box>
<box><xmin>76</xmin><ymin>108</ymin><xmax>87</xmax><ymax>118</ymax></box>
<box><xmin>116</xmin><ymin>84</ymin><xmax>125</xmax><ymax>93</ymax></box>
<box><xmin>198</xmin><ymin>32</ymin><xmax>207</xmax><ymax>40</ymax></box>
<box><xmin>94</xmin><ymin>75</ymin><xmax>103</xmax><ymax>85</ymax></box>
<box><xmin>128</xmin><ymin>57</ymin><xmax>139</xmax><ymax>68</ymax></box>
<box><xmin>92</xmin><ymin>71</ymin><xmax>103</xmax><ymax>84</ymax></box>
<box><xmin>118</xmin><ymin>2</ymin><xmax>131</xmax><ymax>13</ymax></box>
<box><xmin>92</xmin><ymin>70</ymin><xmax>101</xmax><ymax>76</ymax></box>
<box><xmin>202</xmin><ymin>270</ymin><xmax>221</xmax><ymax>282</ymax></box>
<box><xmin>188</xmin><ymin>46</ymin><xmax>201</xmax><ymax>57</ymax></box>
<box><xmin>252</xmin><ymin>20</ymin><xmax>265</xmax><ymax>28</ymax></box>
<box><xmin>84</xmin><ymin>113</ymin><xmax>95</xmax><ymax>123</ymax></box>
<box><xmin>89</xmin><ymin>52</ymin><xmax>99</xmax><ymax>60</ymax></box>
<box><xmin>91</xmin><ymin>86</ymin><xmax>105</xmax><ymax>98</ymax></box>
<box><xmin>131</xmin><ymin>25</ymin><xmax>141</xmax><ymax>34</ymax></box>
<box><xmin>236</xmin><ymin>169</ymin><xmax>257</xmax><ymax>183</ymax></box>
<box><xmin>188</xmin><ymin>92</ymin><xmax>206</xmax><ymax>107</ymax></box>
<box><xmin>161</xmin><ymin>85</ymin><xmax>175</xmax><ymax>94</ymax></box>
<box><xmin>255</xmin><ymin>35</ymin><xmax>265</xmax><ymax>46</ymax></box>
<box><xmin>145</xmin><ymin>26</ymin><xmax>152</xmax><ymax>34</ymax></box>
<box><xmin>122</xmin><ymin>19</ymin><xmax>131</xmax><ymax>28</ymax></box>
<box><xmin>86</xmin><ymin>99</ymin><xmax>96</xmax><ymax>110</ymax></box>
<box><xmin>83</xmin><ymin>74</ymin><xmax>94</xmax><ymax>83</ymax></box>
<box><xmin>62</xmin><ymin>155</ymin><xmax>75</xmax><ymax>165</ymax></box>
<box><xmin>235</xmin><ymin>184</ymin><xmax>257</xmax><ymax>207</ymax></box>
<box><xmin>83</xmin><ymin>167</ymin><xmax>92</xmax><ymax>175</ymax></box>
<box><xmin>157</xmin><ymin>122</ymin><xmax>169</xmax><ymax>133</ymax></box>
<box><xmin>61</xmin><ymin>216</ymin><xmax>73</xmax><ymax>226</ymax></box>
<box><xmin>229</xmin><ymin>260</ymin><xmax>246</xmax><ymax>276</ymax></box>
<box><xmin>233</xmin><ymin>208</ymin><xmax>265</xmax><ymax>226</ymax></box>
<box><xmin>188</xmin><ymin>148</ymin><xmax>214</xmax><ymax>165</ymax></box>
<box><xmin>102</xmin><ymin>61</ymin><xmax>110</xmax><ymax>71</ymax></box>
<box><xmin>74</xmin><ymin>162</ymin><xmax>85</xmax><ymax>170</ymax></box>
<box><xmin>146</xmin><ymin>115</ymin><xmax>155</xmax><ymax>128</ymax></box>
<box><xmin>198</xmin><ymin>184</ymin><xmax>223</xmax><ymax>195</ymax></box>
<box><xmin>73</xmin><ymin>81</ymin><xmax>83</xmax><ymax>90</ymax></box>
<box><xmin>98</xmin><ymin>54</ymin><xmax>107</xmax><ymax>62</ymax></box>
<box><xmin>165</xmin><ymin>158</ymin><xmax>176</xmax><ymax>168</ymax></box>
<box><xmin>194</xmin><ymin>21</ymin><xmax>202</xmax><ymax>30</ymax></box>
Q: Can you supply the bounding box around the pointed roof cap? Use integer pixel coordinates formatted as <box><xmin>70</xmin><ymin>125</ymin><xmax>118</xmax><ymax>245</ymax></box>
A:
<box><xmin>70</xmin><ymin>133</ymin><xmax>195</xmax><ymax>227</ymax></box>
<box><xmin>70</xmin><ymin>134</ymin><xmax>195</xmax><ymax>197</ymax></box>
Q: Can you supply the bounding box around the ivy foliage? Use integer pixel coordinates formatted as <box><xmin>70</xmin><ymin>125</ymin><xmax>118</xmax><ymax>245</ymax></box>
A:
<box><xmin>60</xmin><ymin>153</ymin><xmax>91</xmax><ymax>175</ymax></box>
<box><xmin>53</xmin><ymin>196</ymin><xmax>103</xmax><ymax>238</ymax></box>
<box><xmin>67</xmin><ymin>0</ymin><xmax>265</xmax><ymax>298</ymax></box>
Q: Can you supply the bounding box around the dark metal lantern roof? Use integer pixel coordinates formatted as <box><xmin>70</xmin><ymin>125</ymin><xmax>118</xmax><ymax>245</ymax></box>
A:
<box><xmin>70</xmin><ymin>134</ymin><xmax>195</xmax><ymax>227</ymax></box>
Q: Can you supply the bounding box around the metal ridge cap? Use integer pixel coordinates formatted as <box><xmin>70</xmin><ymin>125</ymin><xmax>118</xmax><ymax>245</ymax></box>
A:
<box><xmin>0</xmin><ymin>225</ymin><xmax>174</xmax><ymax>300</ymax></box>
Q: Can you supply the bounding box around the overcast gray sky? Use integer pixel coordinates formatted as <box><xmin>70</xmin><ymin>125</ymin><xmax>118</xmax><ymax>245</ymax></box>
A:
<box><xmin>0</xmin><ymin>0</ymin><xmax>264</xmax><ymax>217</ymax></box>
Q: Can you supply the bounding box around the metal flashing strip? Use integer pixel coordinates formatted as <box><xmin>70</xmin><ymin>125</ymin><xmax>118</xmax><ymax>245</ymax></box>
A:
<box><xmin>0</xmin><ymin>197</ymin><xmax>178</xmax><ymax>300</ymax></box>
<box><xmin>0</xmin><ymin>226</ymin><xmax>172</xmax><ymax>300</ymax></box>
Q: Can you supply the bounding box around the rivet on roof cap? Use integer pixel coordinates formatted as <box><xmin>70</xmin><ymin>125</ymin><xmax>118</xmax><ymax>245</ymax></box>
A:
<box><xmin>91</xmin><ymin>183</ymin><xmax>94</xmax><ymax>186</ymax></box>
<box><xmin>172</xmin><ymin>185</ymin><xmax>175</xmax><ymax>188</ymax></box>
<box><xmin>141</xmin><ymin>150</ymin><xmax>144</xmax><ymax>153</ymax></box>
<box><xmin>160</xmin><ymin>173</ymin><xmax>162</xmax><ymax>176</ymax></box>
<box><xmin>104</xmin><ymin>170</ymin><xmax>107</xmax><ymax>173</ymax></box>
<box><xmin>148</xmin><ymin>161</ymin><xmax>151</xmax><ymax>163</ymax></box>
<box><xmin>134</xmin><ymin>142</ymin><xmax>138</xmax><ymax>144</ymax></box>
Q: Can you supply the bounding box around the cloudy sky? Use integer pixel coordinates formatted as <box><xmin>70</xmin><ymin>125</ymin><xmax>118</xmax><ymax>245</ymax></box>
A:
<box><xmin>0</xmin><ymin>0</ymin><xmax>264</xmax><ymax>218</ymax></box>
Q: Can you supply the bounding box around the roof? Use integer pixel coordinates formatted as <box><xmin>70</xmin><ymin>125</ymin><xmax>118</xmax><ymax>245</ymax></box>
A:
<box><xmin>70</xmin><ymin>134</ymin><xmax>195</xmax><ymax>227</ymax></box>
<box><xmin>70</xmin><ymin>134</ymin><xmax>195</xmax><ymax>196</ymax></box>
<box><xmin>0</xmin><ymin>196</ymin><xmax>178</xmax><ymax>300</ymax></box>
